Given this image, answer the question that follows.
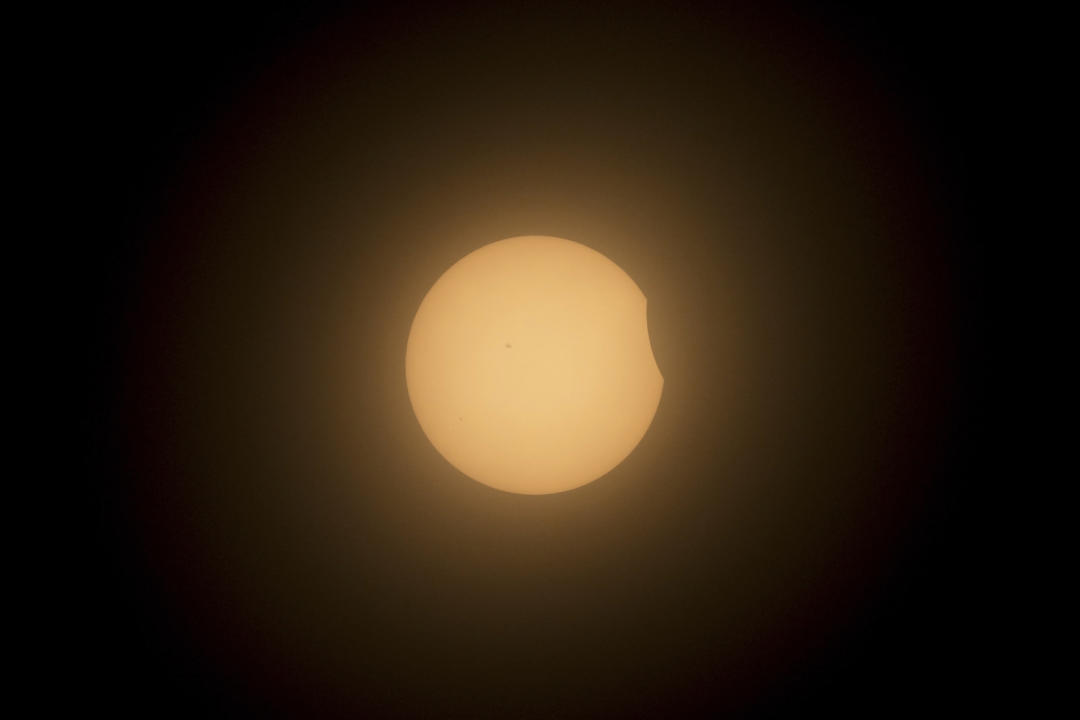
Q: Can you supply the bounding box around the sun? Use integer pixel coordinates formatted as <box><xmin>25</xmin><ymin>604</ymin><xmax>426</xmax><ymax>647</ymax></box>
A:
<box><xmin>406</xmin><ymin>236</ymin><xmax>663</xmax><ymax>494</ymax></box>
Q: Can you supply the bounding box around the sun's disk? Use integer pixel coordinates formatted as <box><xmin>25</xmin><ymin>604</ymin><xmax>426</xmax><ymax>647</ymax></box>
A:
<box><xmin>406</xmin><ymin>236</ymin><xmax>663</xmax><ymax>494</ymax></box>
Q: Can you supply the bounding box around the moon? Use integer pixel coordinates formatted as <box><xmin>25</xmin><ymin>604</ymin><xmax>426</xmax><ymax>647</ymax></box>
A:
<box><xmin>406</xmin><ymin>236</ymin><xmax>664</xmax><ymax>494</ymax></box>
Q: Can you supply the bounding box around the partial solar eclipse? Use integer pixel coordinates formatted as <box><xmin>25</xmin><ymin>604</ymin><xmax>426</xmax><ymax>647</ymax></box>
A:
<box><xmin>406</xmin><ymin>236</ymin><xmax>664</xmax><ymax>494</ymax></box>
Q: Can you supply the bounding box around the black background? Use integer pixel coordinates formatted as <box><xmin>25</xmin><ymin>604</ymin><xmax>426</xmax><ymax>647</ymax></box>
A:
<box><xmin>77</xmin><ymin>2</ymin><xmax>996</xmax><ymax>717</ymax></box>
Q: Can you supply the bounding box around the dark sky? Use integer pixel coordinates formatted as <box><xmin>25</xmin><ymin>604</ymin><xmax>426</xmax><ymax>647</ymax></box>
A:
<box><xmin>78</xmin><ymin>2</ymin><xmax>995</xmax><ymax>717</ymax></box>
